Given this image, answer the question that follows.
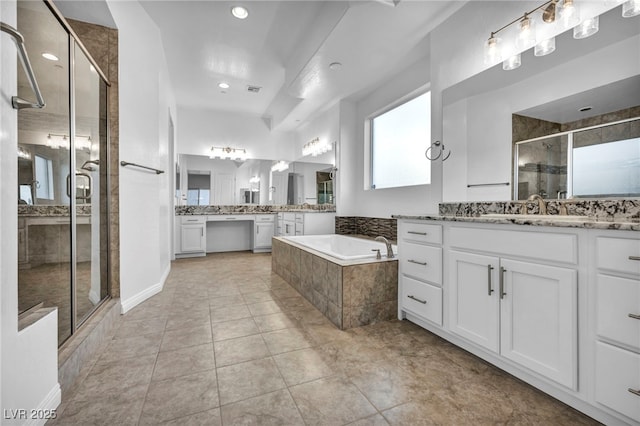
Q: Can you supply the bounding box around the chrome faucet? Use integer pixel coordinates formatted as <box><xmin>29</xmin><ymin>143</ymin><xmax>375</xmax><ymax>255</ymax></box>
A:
<box><xmin>375</xmin><ymin>236</ymin><xmax>394</xmax><ymax>259</ymax></box>
<box><xmin>527</xmin><ymin>194</ymin><xmax>547</xmax><ymax>215</ymax></box>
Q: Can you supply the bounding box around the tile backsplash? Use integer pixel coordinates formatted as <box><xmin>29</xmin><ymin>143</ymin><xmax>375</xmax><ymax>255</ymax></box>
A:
<box><xmin>335</xmin><ymin>216</ymin><xmax>397</xmax><ymax>241</ymax></box>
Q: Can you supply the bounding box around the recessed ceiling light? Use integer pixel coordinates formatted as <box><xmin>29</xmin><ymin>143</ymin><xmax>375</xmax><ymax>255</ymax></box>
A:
<box><xmin>579</xmin><ymin>106</ymin><xmax>593</xmax><ymax>112</ymax></box>
<box><xmin>329</xmin><ymin>62</ymin><xmax>342</xmax><ymax>71</ymax></box>
<box><xmin>218</xmin><ymin>82</ymin><xmax>230</xmax><ymax>89</ymax></box>
<box><xmin>231</xmin><ymin>6</ymin><xmax>249</xmax><ymax>19</ymax></box>
<box><xmin>42</xmin><ymin>52</ymin><xmax>59</xmax><ymax>61</ymax></box>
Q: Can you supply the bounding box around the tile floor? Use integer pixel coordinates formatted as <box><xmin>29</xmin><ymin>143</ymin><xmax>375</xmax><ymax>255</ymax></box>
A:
<box><xmin>51</xmin><ymin>252</ymin><xmax>599</xmax><ymax>425</ymax></box>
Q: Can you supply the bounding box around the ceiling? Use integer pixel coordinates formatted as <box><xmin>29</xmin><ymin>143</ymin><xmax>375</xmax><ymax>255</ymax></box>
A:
<box><xmin>56</xmin><ymin>0</ymin><xmax>463</xmax><ymax>132</ymax></box>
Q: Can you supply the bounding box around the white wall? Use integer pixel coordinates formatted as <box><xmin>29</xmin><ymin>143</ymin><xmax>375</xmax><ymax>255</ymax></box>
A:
<box><xmin>1</xmin><ymin>1</ymin><xmax>61</xmax><ymax>423</ymax></box>
<box><xmin>338</xmin><ymin>56</ymin><xmax>442</xmax><ymax>218</ymax></box>
<box><xmin>178</xmin><ymin>107</ymin><xmax>295</xmax><ymax>161</ymax></box>
<box><xmin>107</xmin><ymin>0</ymin><xmax>176</xmax><ymax>313</ymax></box>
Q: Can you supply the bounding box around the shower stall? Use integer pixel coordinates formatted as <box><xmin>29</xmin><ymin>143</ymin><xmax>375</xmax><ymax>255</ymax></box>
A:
<box><xmin>12</xmin><ymin>0</ymin><xmax>111</xmax><ymax>345</ymax></box>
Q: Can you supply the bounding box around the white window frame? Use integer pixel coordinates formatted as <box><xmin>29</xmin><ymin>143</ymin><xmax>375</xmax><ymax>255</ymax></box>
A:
<box><xmin>365</xmin><ymin>86</ymin><xmax>431</xmax><ymax>191</ymax></box>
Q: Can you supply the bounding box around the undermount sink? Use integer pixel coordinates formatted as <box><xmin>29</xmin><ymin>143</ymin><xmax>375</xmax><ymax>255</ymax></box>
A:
<box><xmin>481</xmin><ymin>214</ymin><xmax>592</xmax><ymax>222</ymax></box>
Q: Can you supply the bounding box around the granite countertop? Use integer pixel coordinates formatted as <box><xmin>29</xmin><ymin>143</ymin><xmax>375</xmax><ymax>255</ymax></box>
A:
<box><xmin>176</xmin><ymin>205</ymin><xmax>336</xmax><ymax>215</ymax></box>
<box><xmin>392</xmin><ymin>213</ymin><xmax>640</xmax><ymax>231</ymax></box>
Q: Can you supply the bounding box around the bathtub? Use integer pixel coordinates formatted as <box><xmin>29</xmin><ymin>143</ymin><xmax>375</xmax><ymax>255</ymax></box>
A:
<box><xmin>282</xmin><ymin>234</ymin><xmax>398</xmax><ymax>261</ymax></box>
<box><xmin>272</xmin><ymin>235</ymin><xmax>398</xmax><ymax>330</ymax></box>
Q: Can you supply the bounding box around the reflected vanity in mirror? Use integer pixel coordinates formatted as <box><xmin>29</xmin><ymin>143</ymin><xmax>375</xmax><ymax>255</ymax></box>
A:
<box><xmin>442</xmin><ymin>5</ymin><xmax>640</xmax><ymax>203</ymax></box>
<box><xmin>176</xmin><ymin>153</ymin><xmax>335</xmax><ymax>206</ymax></box>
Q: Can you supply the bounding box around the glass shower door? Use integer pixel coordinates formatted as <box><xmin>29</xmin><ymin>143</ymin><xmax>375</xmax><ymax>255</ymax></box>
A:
<box><xmin>16</xmin><ymin>0</ymin><xmax>73</xmax><ymax>344</ymax></box>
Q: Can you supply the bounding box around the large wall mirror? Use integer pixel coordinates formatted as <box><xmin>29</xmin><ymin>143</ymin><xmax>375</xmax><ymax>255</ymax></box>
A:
<box><xmin>442</xmin><ymin>5</ymin><xmax>640</xmax><ymax>202</ymax></box>
<box><xmin>176</xmin><ymin>153</ymin><xmax>335</xmax><ymax>206</ymax></box>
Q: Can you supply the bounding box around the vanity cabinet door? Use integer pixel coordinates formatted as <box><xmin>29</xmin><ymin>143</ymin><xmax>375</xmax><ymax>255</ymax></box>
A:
<box><xmin>181</xmin><ymin>224</ymin><xmax>206</xmax><ymax>253</ymax></box>
<box><xmin>255</xmin><ymin>222</ymin><xmax>274</xmax><ymax>249</ymax></box>
<box><xmin>500</xmin><ymin>259</ymin><xmax>577</xmax><ymax>390</ymax></box>
<box><xmin>449</xmin><ymin>250</ymin><xmax>500</xmax><ymax>353</ymax></box>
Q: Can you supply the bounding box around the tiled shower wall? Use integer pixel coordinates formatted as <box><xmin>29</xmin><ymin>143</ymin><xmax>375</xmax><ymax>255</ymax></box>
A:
<box><xmin>335</xmin><ymin>216</ymin><xmax>397</xmax><ymax>241</ymax></box>
<box><xmin>68</xmin><ymin>19</ymin><xmax>120</xmax><ymax>298</ymax></box>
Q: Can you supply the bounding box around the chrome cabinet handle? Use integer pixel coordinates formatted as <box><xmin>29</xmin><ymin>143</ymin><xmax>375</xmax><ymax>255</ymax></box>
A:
<box><xmin>186</xmin><ymin>219</ymin><xmax>198</xmax><ymax>222</ymax></box>
<box><xmin>629</xmin><ymin>313</ymin><xmax>640</xmax><ymax>320</ymax></box>
<box><xmin>407</xmin><ymin>231</ymin><xmax>427</xmax><ymax>236</ymax></box>
<box><xmin>499</xmin><ymin>266</ymin><xmax>507</xmax><ymax>299</ymax></box>
<box><xmin>408</xmin><ymin>259</ymin><xmax>427</xmax><ymax>266</ymax></box>
<box><xmin>487</xmin><ymin>264</ymin><xmax>494</xmax><ymax>296</ymax></box>
<box><xmin>629</xmin><ymin>388</ymin><xmax>640</xmax><ymax>397</ymax></box>
<box><xmin>629</xmin><ymin>256</ymin><xmax>640</xmax><ymax>261</ymax></box>
<box><xmin>408</xmin><ymin>295</ymin><xmax>427</xmax><ymax>304</ymax></box>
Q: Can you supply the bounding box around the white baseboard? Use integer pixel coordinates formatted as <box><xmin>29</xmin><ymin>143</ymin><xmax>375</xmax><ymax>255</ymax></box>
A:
<box><xmin>120</xmin><ymin>263</ymin><xmax>171</xmax><ymax>314</ymax></box>
<box><xmin>23</xmin><ymin>383</ymin><xmax>61</xmax><ymax>426</ymax></box>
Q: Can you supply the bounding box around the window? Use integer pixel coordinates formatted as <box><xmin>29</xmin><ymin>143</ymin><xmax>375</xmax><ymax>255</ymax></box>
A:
<box><xmin>370</xmin><ymin>91</ymin><xmax>431</xmax><ymax>189</ymax></box>
<box><xmin>34</xmin><ymin>154</ymin><xmax>54</xmax><ymax>200</ymax></box>
<box><xmin>187</xmin><ymin>172</ymin><xmax>211</xmax><ymax>205</ymax></box>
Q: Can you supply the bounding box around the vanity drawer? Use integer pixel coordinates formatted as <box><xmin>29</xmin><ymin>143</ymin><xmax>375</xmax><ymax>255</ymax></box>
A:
<box><xmin>295</xmin><ymin>213</ymin><xmax>304</xmax><ymax>223</ymax></box>
<box><xmin>401</xmin><ymin>275</ymin><xmax>442</xmax><ymax>325</ymax></box>
<box><xmin>597</xmin><ymin>237</ymin><xmax>640</xmax><ymax>276</ymax></box>
<box><xmin>596</xmin><ymin>274</ymin><xmax>640</xmax><ymax>351</ymax></box>
<box><xmin>181</xmin><ymin>216</ymin><xmax>206</xmax><ymax>224</ymax></box>
<box><xmin>595</xmin><ymin>342</ymin><xmax>640</xmax><ymax>422</ymax></box>
<box><xmin>255</xmin><ymin>215</ymin><xmax>275</xmax><ymax>223</ymax></box>
<box><xmin>283</xmin><ymin>213</ymin><xmax>296</xmax><ymax>222</ymax></box>
<box><xmin>400</xmin><ymin>242</ymin><xmax>442</xmax><ymax>285</ymax></box>
<box><xmin>399</xmin><ymin>221</ymin><xmax>442</xmax><ymax>245</ymax></box>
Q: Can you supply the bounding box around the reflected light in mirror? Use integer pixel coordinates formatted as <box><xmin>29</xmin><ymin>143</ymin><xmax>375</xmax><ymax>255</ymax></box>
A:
<box><xmin>503</xmin><ymin>53</ymin><xmax>522</xmax><ymax>71</ymax></box>
<box><xmin>535</xmin><ymin>37</ymin><xmax>556</xmax><ymax>56</ymax></box>
<box><xmin>622</xmin><ymin>0</ymin><xmax>640</xmax><ymax>17</ymax></box>
<box><xmin>271</xmin><ymin>160</ymin><xmax>289</xmax><ymax>172</ymax></box>
<box><xmin>574</xmin><ymin>16</ymin><xmax>599</xmax><ymax>39</ymax></box>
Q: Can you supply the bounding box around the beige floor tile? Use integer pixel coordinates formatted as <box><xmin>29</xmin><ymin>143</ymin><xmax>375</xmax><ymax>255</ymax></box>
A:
<box><xmin>290</xmin><ymin>376</ymin><xmax>377</xmax><ymax>426</ymax></box>
<box><xmin>253</xmin><ymin>312</ymin><xmax>299</xmax><ymax>333</ymax></box>
<box><xmin>114</xmin><ymin>316</ymin><xmax>166</xmax><ymax>339</ymax></box>
<box><xmin>100</xmin><ymin>332</ymin><xmax>162</xmax><ymax>362</ymax></box>
<box><xmin>160</xmin><ymin>408</ymin><xmax>221</xmax><ymax>426</ymax></box>
<box><xmin>160</xmin><ymin>324</ymin><xmax>212</xmax><ymax>352</ymax></box>
<box><xmin>347</xmin><ymin>360</ymin><xmax>417</xmax><ymax>411</ymax></box>
<box><xmin>211</xmin><ymin>304</ymin><xmax>252</xmax><ymax>323</ymax></box>
<box><xmin>248</xmin><ymin>300</ymin><xmax>282</xmax><ymax>316</ymax></box>
<box><xmin>211</xmin><ymin>317</ymin><xmax>259</xmax><ymax>341</ymax></box>
<box><xmin>214</xmin><ymin>334</ymin><xmax>270</xmax><ymax>367</ymax></box>
<box><xmin>273</xmin><ymin>348</ymin><xmax>335</xmax><ymax>386</ymax></box>
<box><xmin>152</xmin><ymin>343</ymin><xmax>216</xmax><ymax>382</ymax></box>
<box><xmin>216</xmin><ymin>358</ymin><xmax>286</xmax><ymax>405</ymax></box>
<box><xmin>242</xmin><ymin>291</ymin><xmax>277</xmax><ymax>304</ymax></box>
<box><xmin>73</xmin><ymin>354</ymin><xmax>156</xmax><ymax>399</ymax></box>
<box><xmin>209</xmin><ymin>294</ymin><xmax>246</xmax><ymax>308</ymax></box>
<box><xmin>262</xmin><ymin>328</ymin><xmax>313</xmax><ymax>355</ymax></box>
<box><xmin>220</xmin><ymin>389</ymin><xmax>304</xmax><ymax>425</ymax></box>
<box><xmin>140</xmin><ymin>370</ymin><xmax>219</xmax><ymax>425</ymax></box>
<box><xmin>165</xmin><ymin>309</ymin><xmax>211</xmax><ymax>331</ymax></box>
<box><xmin>348</xmin><ymin>414</ymin><xmax>390</xmax><ymax>426</ymax></box>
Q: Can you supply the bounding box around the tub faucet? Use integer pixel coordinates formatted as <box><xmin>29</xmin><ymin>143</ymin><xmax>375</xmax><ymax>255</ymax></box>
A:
<box><xmin>527</xmin><ymin>194</ymin><xmax>547</xmax><ymax>215</ymax></box>
<box><xmin>375</xmin><ymin>236</ymin><xmax>394</xmax><ymax>259</ymax></box>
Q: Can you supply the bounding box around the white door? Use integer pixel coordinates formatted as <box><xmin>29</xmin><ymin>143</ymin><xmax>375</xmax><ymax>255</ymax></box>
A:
<box><xmin>449</xmin><ymin>250</ymin><xmax>500</xmax><ymax>352</ymax></box>
<box><xmin>272</xmin><ymin>172</ymin><xmax>287</xmax><ymax>205</ymax></box>
<box><xmin>181</xmin><ymin>224</ymin><xmax>205</xmax><ymax>252</ymax></box>
<box><xmin>500</xmin><ymin>258</ymin><xmax>577</xmax><ymax>389</ymax></box>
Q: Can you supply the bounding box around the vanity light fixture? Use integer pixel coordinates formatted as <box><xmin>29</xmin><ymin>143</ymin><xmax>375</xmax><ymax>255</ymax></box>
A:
<box><xmin>209</xmin><ymin>146</ymin><xmax>247</xmax><ymax>161</ymax></box>
<box><xmin>231</xmin><ymin>6</ymin><xmax>249</xmax><ymax>19</ymax></box>
<box><xmin>622</xmin><ymin>0</ymin><xmax>640</xmax><ymax>17</ymax></box>
<box><xmin>302</xmin><ymin>137</ymin><xmax>332</xmax><ymax>157</ymax></box>
<box><xmin>42</xmin><ymin>52</ymin><xmax>58</xmax><ymax>61</ymax></box>
<box><xmin>249</xmin><ymin>176</ymin><xmax>260</xmax><ymax>183</ymax></box>
<box><xmin>484</xmin><ymin>0</ymin><xmax>621</xmax><ymax>70</ymax></box>
<box><xmin>573</xmin><ymin>15</ymin><xmax>599</xmax><ymax>38</ymax></box>
<box><xmin>47</xmin><ymin>133</ymin><xmax>92</xmax><ymax>150</ymax></box>
<box><xmin>17</xmin><ymin>146</ymin><xmax>31</xmax><ymax>160</ymax></box>
<box><xmin>271</xmin><ymin>161</ymin><xmax>289</xmax><ymax>173</ymax></box>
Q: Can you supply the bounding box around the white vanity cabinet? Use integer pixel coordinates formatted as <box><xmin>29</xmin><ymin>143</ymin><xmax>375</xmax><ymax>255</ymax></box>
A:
<box><xmin>253</xmin><ymin>215</ymin><xmax>275</xmax><ymax>252</ymax></box>
<box><xmin>398</xmin><ymin>221</ymin><xmax>443</xmax><ymax>326</ymax></box>
<box><xmin>280</xmin><ymin>212</ymin><xmax>335</xmax><ymax>236</ymax></box>
<box><xmin>591</xmin><ymin>231</ymin><xmax>640</xmax><ymax>423</ymax></box>
<box><xmin>176</xmin><ymin>216</ymin><xmax>206</xmax><ymax>256</ymax></box>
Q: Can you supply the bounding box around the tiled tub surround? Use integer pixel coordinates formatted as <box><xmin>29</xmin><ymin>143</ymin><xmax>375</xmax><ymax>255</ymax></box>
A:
<box><xmin>272</xmin><ymin>237</ymin><xmax>398</xmax><ymax>330</ymax></box>
<box><xmin>335</xmin><ymin>216</ymin><xmax>397</xmax><ymax>241</ymax></box>
<box><xmin>176</xmin><ymin>204</ymin><xmax>336</xmax><ymax>215</ymax></box>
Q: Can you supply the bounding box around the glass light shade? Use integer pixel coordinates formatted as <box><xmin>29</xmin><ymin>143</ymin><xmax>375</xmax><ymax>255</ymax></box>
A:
<box><xmin>483</xmin><ymin>36</ymin><xmax>502</xmax><ymax>65</ymax></box>
<box><xmin>516</xmin><ymin>16</ymin><xmax>536</xmax><ymax>50</ymax></box>
<box><xmin>560</xmin><ymin>0</ymin><xmax>580</xmax><ymax>28</ymax></box>
<box><xmin>503</xmin><ymin>54</ymin><xmax>521</xmax><ymax>71</ymax></box>
<box><xmin>574</xmin><ymin>16</ymin><xmax>599</xmax><ymax>39</ymax></box>
<box><xmin>622</xmin><ymin>0</ymin><xmax>640</xmax><ymax>17</ymax></box>
<box><xmin>534</xmin><ymin>37</ymin><xmax>556</xmax><ymax>56</ymax></box>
